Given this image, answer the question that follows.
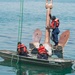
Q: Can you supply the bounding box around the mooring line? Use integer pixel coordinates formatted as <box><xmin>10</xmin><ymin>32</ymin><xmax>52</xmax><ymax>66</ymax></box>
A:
<box><xmin>11</xmin><ymin>54</ymin><xmax>14</xmax><ymax>67</ymax></box>
<box><xmin>11</xmin><ymin>54</ymin><xmax>20</xmax><ymax>67</ymax></box>
<box><xmin>16</xmin><ymin>55</ymin><xmax>20</xmax><ymax>65</ymax></box>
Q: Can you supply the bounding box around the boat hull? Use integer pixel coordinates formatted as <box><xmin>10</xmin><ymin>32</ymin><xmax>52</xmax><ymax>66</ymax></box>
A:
<box><xmin>0</xmin><ymin>50</ymin><xmax>73</xmax><ymax>69</ymax></box>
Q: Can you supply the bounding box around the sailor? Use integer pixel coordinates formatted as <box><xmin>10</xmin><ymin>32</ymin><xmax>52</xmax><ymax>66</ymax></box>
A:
<box><xmin>37</xmin><ymin>44</ymin><xmax>48</xmax><ymax>60</ymax></box>
<box><xmin>17</xmin><ymin>42</ymin><xmax>29</xmax><ymax>56</ymax></box>
<box><xmin>49</xmin><ymin>15</ymin><xmax>60</xmax><ymax>46</ymax></box>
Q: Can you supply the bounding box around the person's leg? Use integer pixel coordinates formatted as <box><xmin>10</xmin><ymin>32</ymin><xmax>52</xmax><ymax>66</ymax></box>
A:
<box><xmin>37</xmin><ymin>54</ymin><xmax>42</xmax><ymax>59</ymax></box>
<box><xmin>22</xmin><ymin>52</ymin><xmax>28</xmax><ymax>56</ymax></box>
<box><xmin>52</xmin><ymin>30</ymin><xmax>54</xmax><ymax>40</ymax></box>
<box><xmin>42</xmin><ymin>54</ymin><xmax>48</xmax><ymax>60</ymax></box>
<box><xmin>52</xmin><ymin>31</ymin><xmax>56</xmax><ymax>45</ymax></box>
<box><xmin>54</xmin><ymin>34</ymin><xmax>58</xmax><ymax>46</ymax></box>
<box><xmin>53</xmin><ymin>29</ymin><xmax>59</xmax><ymax>46</ymax></box>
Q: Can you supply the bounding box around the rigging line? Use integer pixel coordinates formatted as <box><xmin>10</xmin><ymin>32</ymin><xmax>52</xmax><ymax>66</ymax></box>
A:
<box><xmin>11</xmin><ymin>0</ymin><xmax>24</xmax><ymax>66</ymax></box>
<box><xmin>18</xmin><ymin>0</ymin><xmax>24</xmax><ymax>42</ymax></box>
<box><xmin>16</xmin><ymin>0</ymin><xmax>24</xmax><ymax>65</ymax></box>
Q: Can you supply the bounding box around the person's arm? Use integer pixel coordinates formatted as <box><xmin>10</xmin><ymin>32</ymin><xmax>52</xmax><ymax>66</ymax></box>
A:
<box><xmin>49</xmin><ymin>14</ymin><xmax>52</xmax><ymax>19</ymax></box>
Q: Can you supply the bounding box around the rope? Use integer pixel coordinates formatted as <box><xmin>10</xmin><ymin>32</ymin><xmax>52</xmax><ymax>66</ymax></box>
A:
<box><xmin>11</xmin><ymin>54</ymin><xmax>20</xmax><ymax>73</ymax></box>
<box><xmin>11</xmin><ymin>0</ymin><xmax>24</xmax><ymax>66</ymax></box>
<box><xmin>16</xmin><ymin>0</ymin><xmax>24</xmax><ymax>65</ymax></box>
<box><xmin>18</xmin><ymin>0</ymin><xmax>24</xmax><ymax>42</ymax></box>
<box><xmin>10</xmin><ymin>54</ymin><xmax>15</xmax><ymax>66</ymax></box>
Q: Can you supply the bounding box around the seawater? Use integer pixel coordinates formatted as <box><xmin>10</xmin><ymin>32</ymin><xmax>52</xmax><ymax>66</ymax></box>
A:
<box><xmin>0</xmin><ymin>0</ymin><xmax>75</xmax><ymax>75</ymax></box>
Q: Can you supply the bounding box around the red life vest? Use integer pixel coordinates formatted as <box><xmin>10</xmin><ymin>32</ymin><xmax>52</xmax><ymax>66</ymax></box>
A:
<box><xmin>18</xmin><ymin>44</ymin><xmax>27</xmax><ymax>53</ymax></box>
<box><xmin>50</xmin><ymin>18</ymin><xmax>59</xmax><ymax>29</ymax></box>
<box><xmin>38</xmin><ymin>46</ymin><xmax>47</xmax><ymax>54</ymax></box>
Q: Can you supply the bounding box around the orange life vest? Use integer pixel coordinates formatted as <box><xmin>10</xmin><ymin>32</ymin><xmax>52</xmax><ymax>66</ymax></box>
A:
<box><xmin>18</xmin><ymin>44</ymin><xmax>27</xmax><ymax>53</ymax></box>
<box><xmin>50</xmin><ymin>18</ymin><xmax>59</xmax><ymax>29</ymax></box>
<box><xmin>38</xmin><ymin>46</ymin><xmax>47</xmax><ymax>54</ymax></box>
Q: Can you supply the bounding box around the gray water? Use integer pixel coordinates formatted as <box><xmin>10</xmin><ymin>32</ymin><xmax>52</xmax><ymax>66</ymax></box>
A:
<box><xmin>0</xmin><ymin>0</ymin><xmax>75</xmax><ymax>75</ymax></box>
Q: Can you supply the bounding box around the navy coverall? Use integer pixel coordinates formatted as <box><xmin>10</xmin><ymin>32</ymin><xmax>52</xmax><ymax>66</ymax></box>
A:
<box><xmin>52</xmin><ymin>22</ymin><xmax>60</xmax><ymax>46</ymax></box>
